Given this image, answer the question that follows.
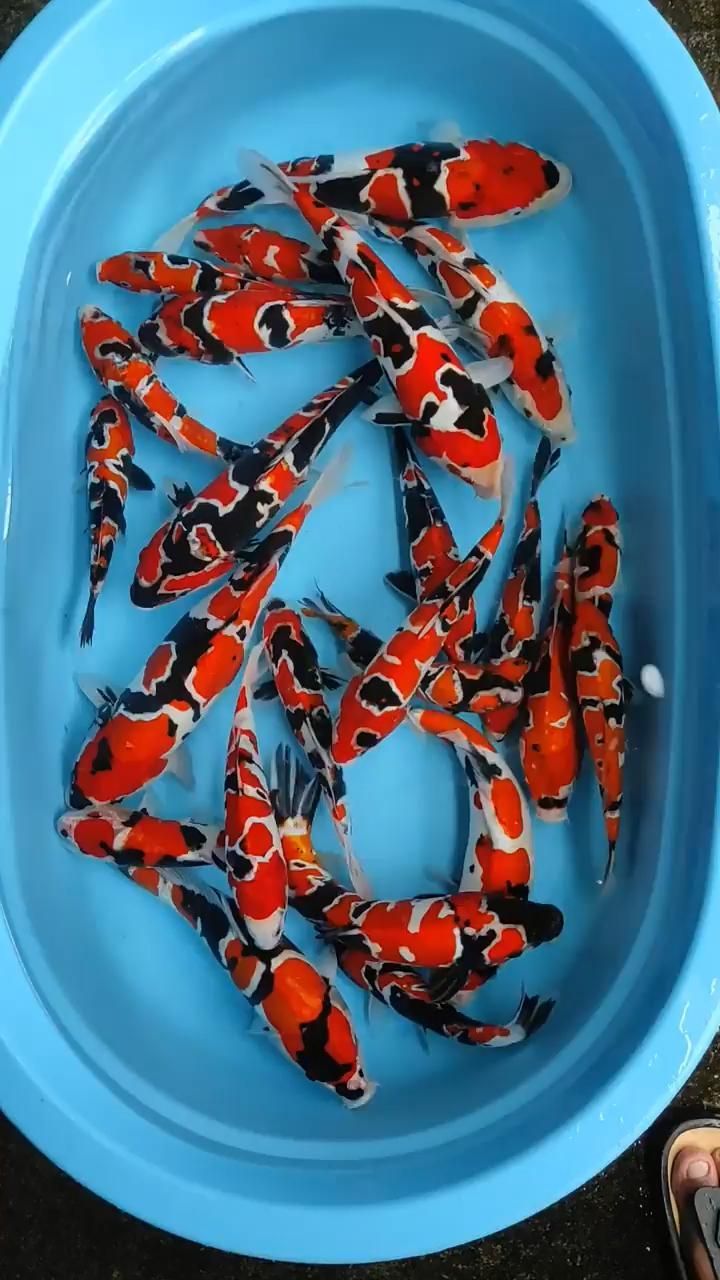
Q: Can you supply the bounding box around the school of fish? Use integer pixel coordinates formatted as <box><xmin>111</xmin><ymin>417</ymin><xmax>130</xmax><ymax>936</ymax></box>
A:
<box><xmin>60</xmin><ymin>124</ymin><xmax>631</xmax><ymax>1105</ymax></box>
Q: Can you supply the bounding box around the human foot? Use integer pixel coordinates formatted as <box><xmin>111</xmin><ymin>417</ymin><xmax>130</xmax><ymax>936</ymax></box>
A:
<box><xmin>666</xmin><ymin>1131</ymin><xmax>720</xmax><ymax>1279</ymax></box>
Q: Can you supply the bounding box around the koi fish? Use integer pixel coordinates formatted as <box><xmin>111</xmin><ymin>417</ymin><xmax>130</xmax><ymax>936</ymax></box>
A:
<box><xmin>244</xmin><ymin>151</ymin><xmax>505</xmax><ymax>498</ymax></box>
<box><xmin>162</xmin><ymin>136</ymin><xmax>571</xmax><ymax>241</ymax></box>
<box><xmin>409</xmin><ymin>707</ymin><xmax>534</xmax><ymax>895</ymax></box>
<box><xmin>56</xmin><ymin>804</ymin><xmax>222</xmax><ymax>868</ymax></box>
<box><xmin>138</xmin><ymin>289</ymin><xmax>360</xmax><ymax>365</ymax></box>
<box><xmin>480</xmin><ymin>438</ymin><xmax>560</xmax><ymax>738</ymax></box>
<box><xmin>338</xmin><ymin>950</ymin><xmax>554</xmax><ymax>1047</ymax></box>
<box><xmin>370</xmin><ymin>220</ymin><xmax>574</xmax><ymax>442</ymax></box>
<box><xmin>272</xmin><ymin>747</ymin><xmax>559</xmax><ymax>974</ymax></box>
<box><xmin>570</xmin><ymin>500</ymin><xmax>626</xmax><ymax>880</ymax></box>
<box><xmin>260</xmin><ymin>603</ymin><xmax>367</xmax><ymax>892</ymax></box>
<box><xmin>79</xmin><ymin>306</ymin><xmax>246</xmax><ymax>463</ymax></box>
<box><xmin>131</xmin><ymin>360</ymin><xmax>381</xmax><ymax>608</ymax></box>
<box><xmin>96</xmin><ymin>251</ymin><xmax>299</xmax><ymax>297</ymax></box>
<box><xmin>81</xmin><ymin>396</ymin><xmax>153</xmax><ymax>646</ymax></box>
<box><xmin>386</xmin><ymin>431</ymin><xmax>481</xmax><ymax>662</ymax></box>
<box><xmin>123</xmin><ymin>864</ymin><xmax>373</xmax><ymax>1105</ymax></box>
<box><xmin>520</xmin><ymin>540</ymin><xmax>582</xmax><ymax>824</ymax></box>
<box><xmin>301</xmin><ymin>589</ymin><xmax>522</xmax><ymax>720</ymax></box>
<box><xmin>194</xmin><ymin>224</ymin><xmax>339</xmax><ymax>285</ymax></box>
<box><xmin>68</xmin><ymin>452</ymin><xmax>348</xmax><ymax>809</ymax></box>
<box><xmin>573</xmin><ymin>495</ymin><xmax>622</xmax><ymax>614</ymax></box>
<box><xmin>332</xmin><ymin>499</ymin><xmax>508</xmax><ymax>765</ymax></box>
<box><xmin>223</xmin><ymin>645</ymin><xmax>288</xmax><ymax>950</ymax></box>
<box><xmin>409</xmin><ymin>706</ymin><xmax>546</xmax><ymax>1000</ymax></box>
<box><xmin>456</xmin><ymin>746</ymin><xmax>533</xmax><ymax>899</ymax></box>
<box><xmin>570</xmin><ymin>605</ymin><xmax>626</xmax><ymax>882</ymax></box>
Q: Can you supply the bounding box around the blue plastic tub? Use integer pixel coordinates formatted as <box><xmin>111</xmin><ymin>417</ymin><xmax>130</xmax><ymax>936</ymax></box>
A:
<box><xmin>1</xmin><ymin>0</ymin><xmax>719</xmax><ymax>1263</ymax></box>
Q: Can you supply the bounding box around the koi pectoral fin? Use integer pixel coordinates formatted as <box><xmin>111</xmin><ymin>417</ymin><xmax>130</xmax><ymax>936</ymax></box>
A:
<box><xmin>165</xmin><ymin>744</ymin><xmax>194</xmax><ymax>790</ymax></box>
<box><xmin>125</xmin><ymin>460</ymin><xmax>155</xmax><ymax>492</ymax></box>
<box><xmin>384</xmin><ymin>570</ymin><xmax>418</xmax><ymax>603</ymax></box>
<box><xmin>362</xmin><ymin>392</ymin><xmax>411</xmax><ymax>429</ymax></box>
<box><xmin>320</xmin><ymin>666</ymin><xmax>346</xmax><ymax>692</ymax></box>
<box><xmin>465</xmin><ymin>357</ymin><xmax>514</xmax><ymax>389</ymax></box>
<box><xmin>461</xmin><ymin>631</ymin><xmax>488</xmax><ymax>663</ymax></box>
<box><xmin>254</xmin><ymin>676</ymin><xmax>278</xmax><ymax>702</ymax></box>
<box><xmin>76</xmin><ymin>673</ymin><xmax>118</xmax><ymax>720</ymax></box>
<box><xmin>427</xmin><ymin>963</ymin><xmax>470</xmax><ymax>1005</ymax></box>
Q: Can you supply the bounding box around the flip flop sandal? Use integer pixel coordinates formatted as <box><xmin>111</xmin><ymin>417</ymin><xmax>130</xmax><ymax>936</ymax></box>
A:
<box><xmin>662</xmin><ymin>1118</ymin><xmax>720</xmax><ymax>1279</ymax></box>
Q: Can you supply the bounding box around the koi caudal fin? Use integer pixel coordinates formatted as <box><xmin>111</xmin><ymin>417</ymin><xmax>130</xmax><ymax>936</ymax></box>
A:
<box><xmin>236</xmin><ymin>148</ymin><xmax>296</xmax><ymax>208</ymax></box>
<box><xmin>306</xmin><ymin>443</ymin><xmax>355</xmax><ymax>510</ymax></box>
<box><xmin>80</xmin><ymin>592</ymin><xmax>96</xmax><ymax>648</ymax></box>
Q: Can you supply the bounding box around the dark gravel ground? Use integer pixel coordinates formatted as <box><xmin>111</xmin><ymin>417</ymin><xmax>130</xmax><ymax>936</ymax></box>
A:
<box><xmin>1</xmin><ymin>1</ymin><xmax>719</xmax><ymax>1277</ymax></box>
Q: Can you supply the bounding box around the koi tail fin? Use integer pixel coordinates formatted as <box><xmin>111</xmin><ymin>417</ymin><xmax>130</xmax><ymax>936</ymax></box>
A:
<box><xmin>516</xmin><ymin>992</ymin><xmax>556</xmax><ymax>1039</ymax></box>
<box><xmin>80</xmin><ymin>592</ymin><xmax>96</xmax><ymax>647</ymax></box>
<box><xmin>154</xmin><ymin>212</ymin><xmax>199</xmax><ymax>255</ymax></box>
<box><xmin>600</xmin><ymin>840</ymin><xmax>616</xmax><ymax>887</ymax></box>
<box><xmin>306</xmin><ymin>444</ymin><xmax>354</xmax><ymax>510</ymax></box>
<box><xmin>270</xmin><ymin>744</ymin><xmax>322</xmax><ymax>828</ymax></box>
<box><xmin>530</xmin><ymin>437</ymin><xmax>561</xmax><ymax>499</ymax></box>
<box><xmin>236</xmin><ymin>148</ymin><xmax>295</xmax><ymax>208</ymax></box>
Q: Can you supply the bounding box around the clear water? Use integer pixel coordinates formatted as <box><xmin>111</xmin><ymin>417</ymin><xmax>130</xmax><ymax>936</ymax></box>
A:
<box><xmin>1</xmin><ymin>0</ymin><xmax>718</xmax><ymax>1253</ymax></box>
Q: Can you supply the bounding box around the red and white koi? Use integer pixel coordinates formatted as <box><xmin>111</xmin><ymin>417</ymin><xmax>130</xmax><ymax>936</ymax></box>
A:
<box><xmin>272</xmin><ymin>747</ymin><xmax>560</xmax><ymax>974</ymax></box>
<box><xmin>131</xmin><ymin>361</ymin><xmax>381</xmax><ymax>608</ymax></box>
<box><xmin>194</xmin><ymin>224</ymin><xmax>339</xmax><ymax>285</ymax></box>
<box><xmin>386</xmin><ymin>431</ymin><xmax>480</xmax><ymax>662</ymax></box>
<box><xmin>68</xmin><ymin>454</ymin><xmax>348</xmax><ymax>809</ymax></box>
<box><xmin>244</xmin><ymin>152</ymin><xmax>505</xmax><ymax>498</ymax></box>
<box><xmin>123</xmin><ymin>864</ymin><xmax>373</xmax><ymax>1105</ymax></box>
<box><xmin>56</xmin><ymin>805</ymin><xmax>222</xmax><ymax>868</ymax></box>
<box><xmin>223</xmin><ymin>646</ymin><xmax>288</xmax><ymax>949</ymax></box>
<box><xmin>81</xmin><ymin>396</ymin><xmax>153</xmax><ymax>647</ymax></box>
<box><xmin>371</xmin><ymin>220</ymin><xmax>574</xmax><ymax>442</ymax></box>
<box><xmin>570</xmin><ymin>499</ymin><xmax>626</xmax><ymax>881</ymax></box>
<box><xmin>138</xmin><ymin>289</ymin><xmax>360</xmax><ymax>365</ymax></box>
<box><xmin>79</xmin><ymin>306</ymin><xmax>245</xmax><ymax>463</ymax></box>
<box><xmin>332</xmin><ymin>501</ymin><xmax>507</xmax><ymax>764</ymax></box>
<box><xmin>480</xmin><ymin>438</ymin><xmax>559</xmax><ymax>738</ymax></box>
<box><xmin>301</xmin><ymin>589</ymin><xmax>522</xmax><ymax>720</ymax></box>
<box><xmin>520</xmin><ymin>540</ymin><xmax>582</xmax><ymax>823</ymax></box>
<box><xmin>96</xmin><ymin>251</ymin><xmax>296</xmax><ymax>297</ymax></box>
<box><xmin>162</xmin><ymin>136</ymin><xmax>571</xmax><ymax>241</ymax></box>
<box><xmin>261</xmin><ymin>604</ymin><xmax>366</xmax><ymax>892</ymax></box>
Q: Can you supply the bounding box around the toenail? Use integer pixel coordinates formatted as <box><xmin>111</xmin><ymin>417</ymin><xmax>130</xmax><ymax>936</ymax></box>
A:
<box><xmin>687</xmin><ymin>1159</ymin><xmax>711</xmax><ymax>1179</ymax></box>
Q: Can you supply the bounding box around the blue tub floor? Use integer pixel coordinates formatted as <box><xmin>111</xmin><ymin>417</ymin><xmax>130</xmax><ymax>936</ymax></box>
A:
<box><xmin>1</xmin><ymin>0</ymin><xmax>718</xmax><ymax>1277</ymax></box>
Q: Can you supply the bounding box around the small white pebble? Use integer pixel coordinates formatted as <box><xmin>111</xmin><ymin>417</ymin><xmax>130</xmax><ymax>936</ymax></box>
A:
<box><xmin>640</xmin><ymin>664</ymin><xmax>665</xmax><ymax>699</ymax></box>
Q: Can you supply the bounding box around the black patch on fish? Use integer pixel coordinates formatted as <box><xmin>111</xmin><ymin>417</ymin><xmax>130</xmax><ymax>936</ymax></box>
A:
<box><xmin>130</xmin><ymin>255</ymin><xmax>154</xmax><ymax>280</ymax></box>
<box><xmin>256</xmin><ymin>302</ymin><xmax>294</xmax><ymax>349</ymax></box>
<box><xmin>355</xmin><ymin>729</ymin><xmax>381</xmax><ymax>752</ymax></box>
<box><xmin>98</xmin><ymin>338</ymin><xmax>138</xmax><ymax>363</ymax></box>
<box><xmin>542</xmin><ymin>160</ymin><xmax>561</xmax><ymax>191</ymax></box>
<box><xmin>535</xmin><ymin>349</ymin><xmax>557</xmax><ymax>382</ymax></box>
<box><xmin>216</xmin><ymin>181</ymin><xmax>266</xmax><ymax>213</ymax></box>
<box><xmin>183</xmin><ymin>297</ymin><xmax>234</xmax><ymax>364</ymax></box>
<box><xmin>358</xmin><ymin>674</ymin><xmax>404</xmax><ymax>711</ymax></box>
<box><xmin>180</xmin><ymin>822</ymin><xmax>211</xmax><ymax>852</ymax></box>
<box><xmin>90</xmin><ymin>736</ymin><xmax>113</xmax><ymax>774</ymax></box>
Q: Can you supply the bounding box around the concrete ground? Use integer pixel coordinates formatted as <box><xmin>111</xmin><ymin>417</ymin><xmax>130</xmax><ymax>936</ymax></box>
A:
<box><xmin>1</xmin><ymin>1</ymin><xmax>719</xmax><ymax>1276</ymax></box>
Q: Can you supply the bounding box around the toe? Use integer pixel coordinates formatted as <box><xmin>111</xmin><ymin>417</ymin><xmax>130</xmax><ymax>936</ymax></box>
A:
<box><xmin>671</xmin><ymin>1145</ymin><xmax>719</xmax><ymax>1212</ymax></box>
